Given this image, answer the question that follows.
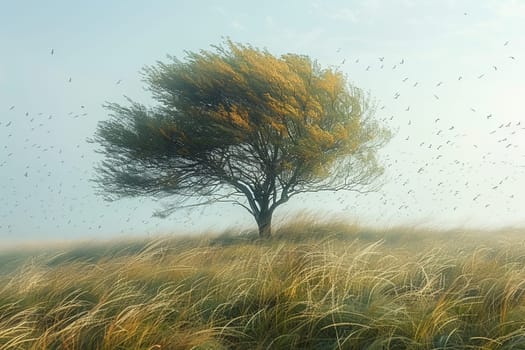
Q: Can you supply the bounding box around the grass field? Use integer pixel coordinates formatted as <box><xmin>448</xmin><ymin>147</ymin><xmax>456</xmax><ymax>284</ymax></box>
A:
<box><xmin>2</xmin><ymin>218</ymin><xmax>525</xmax><ymax>349</ymax></box>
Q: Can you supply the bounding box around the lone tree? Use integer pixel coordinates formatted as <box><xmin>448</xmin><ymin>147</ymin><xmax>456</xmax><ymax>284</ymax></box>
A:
<box><xmin>92</xmin><ymin>41</ymin><xmax>390</xmax><ymax>238</ymax></box>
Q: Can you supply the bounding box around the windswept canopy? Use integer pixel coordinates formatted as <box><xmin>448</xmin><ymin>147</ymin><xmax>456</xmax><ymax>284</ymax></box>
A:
<box><xmin>92</xmin><ymin>41</ymin><xmax>390</xmax><ymax>236</ymax></box>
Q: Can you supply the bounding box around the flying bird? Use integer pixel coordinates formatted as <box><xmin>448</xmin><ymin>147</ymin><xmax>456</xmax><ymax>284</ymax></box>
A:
<box><xmin>50</xmin><ymin>48</ymin><xmax>54</xmax><ymax>55</ymax></box>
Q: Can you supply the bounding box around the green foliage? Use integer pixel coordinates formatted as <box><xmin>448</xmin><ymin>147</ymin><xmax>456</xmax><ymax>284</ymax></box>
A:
<box><xmin>91</xmin><ymin>40</ymin><xmax>390</xmax><ymax>236</ymax></box>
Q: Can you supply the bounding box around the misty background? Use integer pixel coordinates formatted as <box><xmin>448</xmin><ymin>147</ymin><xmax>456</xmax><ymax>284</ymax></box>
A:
<box><xmin>1</xmin><ymin>0</ymin><xmax>525</xmax><ymax>245</ymax></box>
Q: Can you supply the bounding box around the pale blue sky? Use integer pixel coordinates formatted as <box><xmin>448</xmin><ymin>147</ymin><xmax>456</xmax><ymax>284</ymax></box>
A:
<box><xmin>1</xmin><ymin>0</ymin><xmax>525</xmax><ymax>245</ymax></box>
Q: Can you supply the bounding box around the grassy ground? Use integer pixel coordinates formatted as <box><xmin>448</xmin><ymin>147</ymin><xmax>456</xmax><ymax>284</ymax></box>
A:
<box><xmin>2</xmin><ymin>218</ymin><xmax>525</xmax><ymax>349</ymax></box>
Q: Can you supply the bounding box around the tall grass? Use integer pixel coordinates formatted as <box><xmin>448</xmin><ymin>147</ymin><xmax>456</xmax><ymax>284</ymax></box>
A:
<box><xmin>1</xmin><ymin>218</ymin><xmax>525</xmax><ymax>349</ymax></box>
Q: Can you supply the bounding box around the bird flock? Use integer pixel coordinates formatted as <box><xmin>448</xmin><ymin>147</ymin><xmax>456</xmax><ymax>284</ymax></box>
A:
<box><xmin>326</xmin><ymin>36</ymin><xmax>524</xmax><ymax>227</ymax></box>
<box><xmin>1</xmin><ymin>24</ymin><xmax>524</xmax><ymax>241</ymax></box>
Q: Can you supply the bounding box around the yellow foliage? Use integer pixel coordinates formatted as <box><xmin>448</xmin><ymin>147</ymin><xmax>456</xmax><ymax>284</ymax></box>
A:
<box><xmin>315</xmin><ymin>70</ymin><xmax>343</xmax><ymax>99</ymax></box>
<box><xmin>151</xmin><ymin>40</ymin><xmax>389</xmax><ymax>181</ymax></box>
<box><xmin>229</xmin><ymin>105</ymin><xmax>251</xmax><ymax>131</ymax></box>
<box><xmin>307</xmin><ymin>124</ymin><xmax>335</xmax><ymax>148</ymax></box>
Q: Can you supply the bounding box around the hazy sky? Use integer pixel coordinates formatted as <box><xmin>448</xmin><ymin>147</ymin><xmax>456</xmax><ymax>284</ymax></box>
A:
<box><xmin>2</xmin><ymin>0</ymin><xmax>525</xmax><ymax>245</ymax></box>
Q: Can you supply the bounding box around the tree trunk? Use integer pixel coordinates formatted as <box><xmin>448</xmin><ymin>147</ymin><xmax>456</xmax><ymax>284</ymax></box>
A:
<box><xmin>256</xmin><ymin>210</ymin><xmax>273</xmax><ymax>238</ymax></box>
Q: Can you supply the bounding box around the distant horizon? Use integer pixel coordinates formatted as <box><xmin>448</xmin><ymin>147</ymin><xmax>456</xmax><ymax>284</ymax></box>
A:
<box><xmin>3</xmin><ymin>212</ymin><xmax>525</xmax><ymax>251</ymax></box>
